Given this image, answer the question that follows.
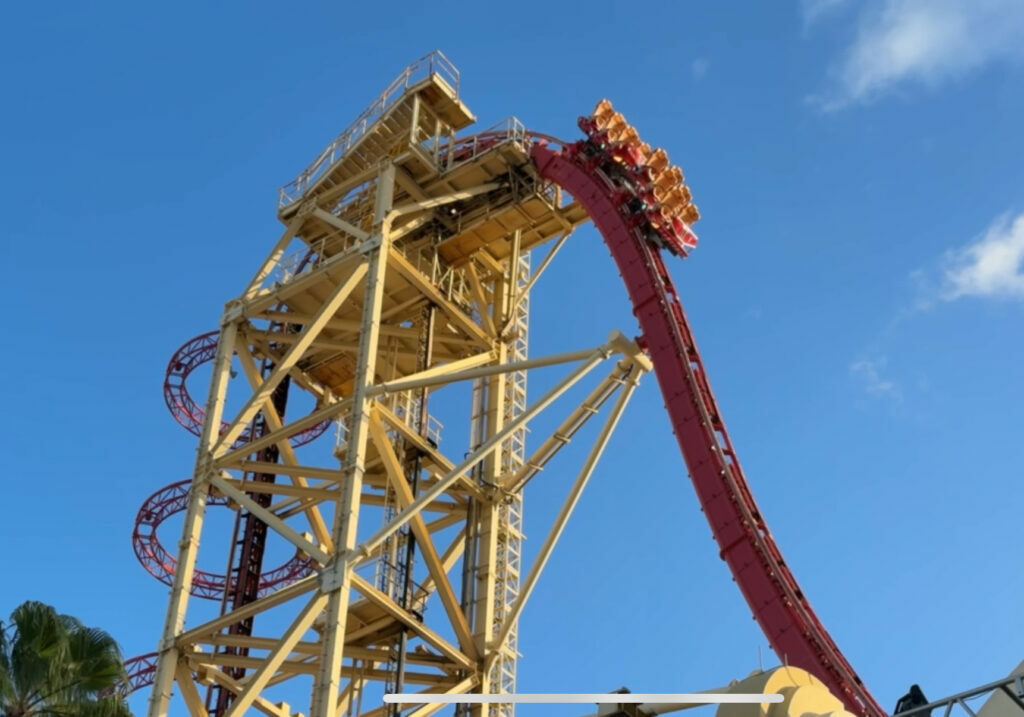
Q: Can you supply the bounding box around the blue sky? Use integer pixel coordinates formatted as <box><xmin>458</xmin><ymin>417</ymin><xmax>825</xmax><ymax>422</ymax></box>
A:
<box><xmin>2</xmin><ymin>1</ymin><xmax>1023</xmax><ymax>714</ymax></box>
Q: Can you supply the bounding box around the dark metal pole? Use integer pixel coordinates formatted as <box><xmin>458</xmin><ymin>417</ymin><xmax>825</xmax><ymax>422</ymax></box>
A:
<box><xmin>391</xmin><ymin>305</ymin><xmax>436</xmax><ymax>715</ymax></box>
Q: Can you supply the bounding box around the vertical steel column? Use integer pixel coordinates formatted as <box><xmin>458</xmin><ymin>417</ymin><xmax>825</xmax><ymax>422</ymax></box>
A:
<box><xmin>311</xmin><ymin>163</ymin><xmax>396</xmax><ymax>717</ymax></box>
<box><xmin>470</xmin><ymin>256</ymin><xmax>513</xmax><ymax>717</ymax></box>
<box><xmin>148</xmin><ymin>321</ymin><xmax>240</xmax><ymax>717</ymax></box>
<box><xmin>496</xmin><ymin>239</ymin><xmax>528</xmax><ymax>708</ymax></box>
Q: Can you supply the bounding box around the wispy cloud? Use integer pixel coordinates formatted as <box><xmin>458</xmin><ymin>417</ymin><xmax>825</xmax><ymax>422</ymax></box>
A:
<box><xmin>850</xmin><ymin>357</ymin><xmax>902</xmax><ymax>402</ymax></box>
<box><xmin>854</xmin><ymin>212</ymin><xmax>1023</xmax><ymax>404</ymax></box>
<box><xmin>809</xmin><ymin>0</ymin><xmax>1024</xmax><ymax>110</ymax></box>
<box><xmin>691</xmin><ymin>58</ymin><xmax>710</xmax><ymax>80</ymax></box>
<box><xmin>930</xmin><ymin>212</ymin><xmax>1024</xmax><ymax>302</ymax></box>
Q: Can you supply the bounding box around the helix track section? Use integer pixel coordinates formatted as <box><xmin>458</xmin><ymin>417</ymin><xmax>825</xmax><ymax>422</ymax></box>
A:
<box><xmin>132</xmin><ymin>479</ymin><xmax>313</xmax><ymax>600</ymax></box>
<box><xmin>164</xmin><ymin>330</ymin><xmax>330</xmax><ymax>448</ymax></box>
<box><xmin>118</xmin><ymin>334</ymin><xmax>324</xmax><ymax>700</ymax></box>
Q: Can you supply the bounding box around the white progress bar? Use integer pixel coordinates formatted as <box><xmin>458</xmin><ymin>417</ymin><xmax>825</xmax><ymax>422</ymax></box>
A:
<box><xmin>384</xmin><ymin>694</ymin><xmax>784</xmax><ymax>704</ymax></box>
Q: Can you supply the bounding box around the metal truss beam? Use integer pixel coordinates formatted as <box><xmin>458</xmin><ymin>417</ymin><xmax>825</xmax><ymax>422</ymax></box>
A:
<box><xmin>368</xmin><ymin>350</ymin><xmax>496</xmax><ymax>396</ymax></box>
<box><xmin>464</xmin><ymin>261</ymin><xmax>497</xmax><ymax>336</ymax></box>
<box><xmin>311</xmin><ymin>162</ymin><xmax>396</xmax><ymax>717</ymax></box>
<box><xmin>193</xmin><ymin>664</ymin><xmax>300</xmax><ymax>717</ymax></box>
<box><xmin>203</xmin><ymin>635</ymin><xmax>456</xmax><ymax>669</ymax></box>
<box><xmin>174</xmin><ymin>661</ymin><xmax>209</xmax><ymax>717</ymax></box>
<box><xmin>209</xmin><ymin>473</ymin><xmax>330</xmax><ymax>565</ymax></box>
<box><xmin>358</xmin><ymin>676</ymin><xmax>480</xmax><ymax>717</ymax></box>
<box><xmin>223</xmin><ymin>592</ymin><xmax>328</xmax><ymax>716</ymax></box>
<box><xmin>367</xmin><ymin>412</ymin><xmax>478</xmax><ymax>659</ymax></box>
<box><xmin>503</xmin><ymin>360</ymin><xmax>636</xmax><ymax>493</ymax></box>
<box><xmin>244</xmin><ymin>217</ymin><xmax>303</xmax><ymax>300</ymax></box>
<box><xmin>387</xmin><ymin>247</ymin><xmax>493</xmax><ymax>347</ymax></box>
<box><xmin>501</xmin><ymin>229</ymin><xmax>572</xmax><ymax>338</ymax></box>
<box><xmin>148</xmin><ymin>321</ymin><xmax>239</xmax><ymax>716</ymax></box>
<box><xmin>193</xmin><ymin>654</ymin><xmax>457</xmax><ymax>687</ymax></box>
<box><xmin>414</xmin><ymin>528</ymin><xmax>467</xmax><ymax>603</ymax></box>
<box><xmin>313</xmin><ymin>207</ymin><xmax>370</xmax><ymax>242</ymax></box>
<box><xmin>236</xmin><ymin>249</ymin><xmax>365</xmax><ymax>320</ymax></box>
<box><xmin>257</xmin><ymin>311</ymin><xmax>481</xmax><ymax>348</ymax></box>
<box><xmin>350</xmin><ymin>342</ymin><xmax>613</xmax><ymax>563</ymax></box>
<box><xmin>368</xmin><ymin>345</ymin><xmax>600</xmax><ymax>398</ymax></box>
<box><xmin>491</xmin><ymin>361</ymin><xmax>644</xmax><ymax>654</ymax></box>
<box><xmin>216</xmin><ymin>262</ymin><xmax>368</xmax><ymax>453</ymax></box>
<box><xmin>233</xmin><ymin>343</ymin><xmax>334</xmax><ymax>548</ymax></box>
<box><xmin>348</xmin><ymin>573</ymin><xmax>474</xmax><ymax>670</ymax></box>
<box><xmin>177</xmin><ymin>576</ymin><xmax>317</xmax><ymax>646</ymax></box>
<box><xmin>214</xmin><ymin>396</ymin><xmax>352</xmax><ymax>466</ymax></box>
<box><xmin>373</xmin><ymin>404</ymin><xmax>485</xmax><ymax>500</ymax></box>
<box><xmin>391</xmin><ymin>182</ymin><xmax>501</xmax><ymax>217</ymax></box>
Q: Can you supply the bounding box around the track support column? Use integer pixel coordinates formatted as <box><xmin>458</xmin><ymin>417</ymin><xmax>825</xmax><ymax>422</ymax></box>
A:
<box><xmin>311</xmin><ymin>162</ymin><xmax>396</xmax><ymax>717</ymax></box>
<box><xmin>148</xmin><ymin>320</ymin><xmax>240</xmax><ymax>717</ymax></box>
<box><xmin>468</xmin><ymin>257</ymin><xmax>515</xmax><ymax>717</ymax></box>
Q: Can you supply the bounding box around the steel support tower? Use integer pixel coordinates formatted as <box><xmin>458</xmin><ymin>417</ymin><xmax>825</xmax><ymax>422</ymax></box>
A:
<box><xmin>146</xmin><ymin>52</ymin><xmax>649</xmax><ymax>717</ymax></box>
<box><xmin>138</xmin><ymin>49</ymin><xmax>895</xmax><ymax>717</ymax></box>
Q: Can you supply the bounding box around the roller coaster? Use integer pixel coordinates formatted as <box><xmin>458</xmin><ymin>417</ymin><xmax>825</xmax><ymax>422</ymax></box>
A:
<box><xmin>120</xmin><ymin>51</ymin><xmax>1016</xmax><ymax>717</ymax></box>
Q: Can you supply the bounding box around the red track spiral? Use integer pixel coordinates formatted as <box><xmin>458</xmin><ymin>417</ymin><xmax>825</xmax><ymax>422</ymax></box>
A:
<box><xmin>110</xmin><ymin>652</ymin><xmax>158</xmax><ymax>699</ymax></box>
<box><xmin>163</xmin><ymin>330</ymin><xmax>330</xmax><ymax>448</ymax></box>
<box><xmin>132</xmin><ymin>480</ymin><xmax>314</xmax><ymax>600</ymax></box>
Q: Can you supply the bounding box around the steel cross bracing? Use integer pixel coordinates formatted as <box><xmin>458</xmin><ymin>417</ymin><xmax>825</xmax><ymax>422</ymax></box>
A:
<box><xmin>143</xmin><ymin>57</ymin><xmax>639</xmax><ymax>717</ymax></box>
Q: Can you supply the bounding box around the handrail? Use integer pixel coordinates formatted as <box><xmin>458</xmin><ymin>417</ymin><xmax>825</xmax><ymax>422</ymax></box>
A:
<box><xmin>894</xmin><ymin>673</ymin><xmax>1024</xmax><ymax>717</ymax></box>
<box><xmin>434</xmin><ymin>116</ymin><xmax>526</xmax><ymax>170</ymax></box>
<box><xmin>278</xmin><ymin>50</ymin><xmax>460</xmax><ymax>208</ymax></box>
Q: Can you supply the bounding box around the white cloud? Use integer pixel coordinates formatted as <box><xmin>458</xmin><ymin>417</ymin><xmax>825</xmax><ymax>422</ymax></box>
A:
<box><xmin>851</xmin><ymin>358</ymin><xmax>902</xmax><ymax>402</ymax></box>
<box><xmin>811</xmin><ymin>0</ymin><xmax>1024</xmax><ymax>110</ymax></box>
<box><xmin>939</xmin><ymin>212</ymin><xmax>1024</xmax><ymax>301</ymax></box>
<box><xmin>691</xmin><ymin>58</ymin><xmax>710</xmax><ymax>80</ymax></box>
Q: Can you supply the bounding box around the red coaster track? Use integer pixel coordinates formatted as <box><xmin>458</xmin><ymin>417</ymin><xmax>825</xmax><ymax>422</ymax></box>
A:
<box><xmin>132</xmin><ymin>480</ymin><xmax>313</xmax><ymax>600</ymax></box>
<box><xmin>531</xmin><ymin>128</ymin><xmax>884</xmax><ymax>717</ymax></box>
<box><xmin>163</xmin><ymin>330</ymin><xmax>330</xmax><ymax>449</ymax></box>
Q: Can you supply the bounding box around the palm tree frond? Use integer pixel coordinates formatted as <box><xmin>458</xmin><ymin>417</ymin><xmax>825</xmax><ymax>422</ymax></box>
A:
<box><xmin>0</xmin><ymin>601</ymin><xmax>130</xmax><ymax>716</ymax></box>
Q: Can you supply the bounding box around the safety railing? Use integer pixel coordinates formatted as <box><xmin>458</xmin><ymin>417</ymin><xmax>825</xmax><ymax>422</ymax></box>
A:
<box><xmin>893</xmin><ymin>673</ymin><xmax>1024</xmax><ymax>717</ymax></box>
<box><xmin>279</xmin><ymin>50</ymin><xmax>460</xmax><ymax>208</ymax></box>
<box><xmin>266</xmin><ymin>227</ymin><xmax>368</xmax><ymax>288</ymax></box>
<box><xmin>269</xmin><ymin>241</ymin><xmax>328</xmax><ymax>287</ymax></box>
<box><xmin>436</xmin><ymin>116</ymin><xmax>527</xmax><ymax>172</ymax></box>
<box><xmin>393</xmin><ymin>241</ymin><xmax>473</xmax><ymax>312</ymax></box>
<box><xmin>385</xmin><ymin>391</ymin><xmax>443</xmax><ymax>448</ymax></box>
<box><xmin>334</xmin><ymin>394</ymin><xmax>443</xmax><ymax>456</ymax></box>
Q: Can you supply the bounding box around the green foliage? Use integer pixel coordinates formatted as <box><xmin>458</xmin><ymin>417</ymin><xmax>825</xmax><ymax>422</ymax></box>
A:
<box><xmin>0</xmin><ymin>601</ymin><xmax>132</xmax><ymax>717</ymax></box>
